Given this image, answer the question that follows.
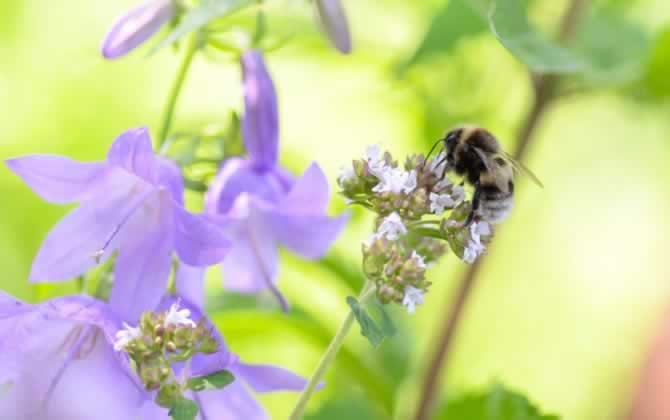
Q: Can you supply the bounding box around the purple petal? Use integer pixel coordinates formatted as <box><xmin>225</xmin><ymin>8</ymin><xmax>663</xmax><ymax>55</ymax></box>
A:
<box><xmin>6</xmin><ymin>155</ymin><xmax>106</xmax><ymax>204</ymax></box>
<box><xmin>191</xmin><ymin>381</ymin><xmax>268</xmax><ymax>420</ymax></box>
<box><xmin>0</xmin><ymin>294</ymin><xmax>151</xmax><ymax>419</ymax></box>
<box><xmin>173</xmin><ymin>206</ymin><xmax>231</xmax><ymax>266</ymax></box>
<box><xmin>175</xmin><ymin>263</ymin><xmax>206</xmax><ymax>309</ymax></box>
<box><xmin>315</xmin><ymin>0</ymin><xmax>352</xmax><ymax>54</ymax></box>
<box><xmin>157</xmin><ymin>157</ymin><xmax>185</xmax><ymax>206</ymax></box>
<box><xmin>28</xmin><ymin>170</ymin><xmax>143</xmax><ymax>282</ymax></box>
<box><xmin>279</xmin><ymin>162</ymin><xmax>330</xmax><ymax>214</ymax></box>
<box><xmin>220</xmin><ymin>216</ymin><xmax>279</xmax><ymax>293</ymax></box>
<box><xmin>110</xmin><ymin>192</ymin><xmax>174</xmax><ymax>322</ymax></box>
<box><xmin>101</xmin><ymin>0</ymin><xmax>175</xmax><ymax>59</ymax></box>
<box><xmin>107</xmin><ymin>126</ymin><xmax>160</xmax><ymax>185</ymax></box>
<box><xmin>266</xmin><ymin>212</ymin><xmax>349</xmax><ymax>259</ymax></box>
<box><xmin>232</xmin><ymin>362</ymin><xmax>307</xmax><ymax>393</ymax></box>
<box><xmin>205</xmin><ymin>158</ymin><xmax>288</xmax><ymax>214</ymax></box>
<box><xmin>241</xmin><ymin>50</ymin><xmax>279</xmax><ymax>170</ymax></box>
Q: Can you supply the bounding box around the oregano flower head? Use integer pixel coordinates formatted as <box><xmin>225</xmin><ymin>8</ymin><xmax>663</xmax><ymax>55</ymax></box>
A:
<box><xmin>339</xmin><ymin>146</ymin><xmax>494</xmax><ymax>313</ymax></box>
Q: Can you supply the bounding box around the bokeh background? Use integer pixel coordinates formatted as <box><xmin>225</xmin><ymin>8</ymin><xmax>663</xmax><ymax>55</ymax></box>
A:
<box><xmin>2</xmin><ymin>0</ymin><xmax>670</xmax><ymax>419</ymax></box>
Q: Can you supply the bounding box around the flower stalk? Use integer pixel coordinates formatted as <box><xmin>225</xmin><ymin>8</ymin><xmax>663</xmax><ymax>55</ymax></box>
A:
<box><xmin>157</xmin><ymin>32</ymin><xmax>200</xmax><ymax>149</ymax></box>
<box><xmin>288</xmin><ymin>282</ymin><xmax>376</xmax><ymax>420</ymax></box>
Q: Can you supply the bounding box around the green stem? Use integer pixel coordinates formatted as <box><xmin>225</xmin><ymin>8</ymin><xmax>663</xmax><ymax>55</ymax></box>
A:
<box><xmin>288</xmin><ymin>283</ymin><xmax>376</xmax><ymax>420</ymax></box>
<box><xmin>157</xmin><ymin>33</ymin><xmax>199</xmax><ymax>149</ymax></box>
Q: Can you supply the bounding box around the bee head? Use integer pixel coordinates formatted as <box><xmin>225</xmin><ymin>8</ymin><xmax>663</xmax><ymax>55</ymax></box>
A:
<box><xmin>443</xmin><ymin>129</ymin><xmax>462</xmax><ymax>166</ymax></box>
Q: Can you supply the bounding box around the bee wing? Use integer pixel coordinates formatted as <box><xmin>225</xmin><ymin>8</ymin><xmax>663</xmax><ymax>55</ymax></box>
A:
<box><xmin>472</xmin><ymin>147</ymin><xmax>510</xmax><ymax>191</ymax></box>
<box><xmin>495</xmin><ymin>151</ymin><xmax>544</xmax><ymax>188</ymax></box>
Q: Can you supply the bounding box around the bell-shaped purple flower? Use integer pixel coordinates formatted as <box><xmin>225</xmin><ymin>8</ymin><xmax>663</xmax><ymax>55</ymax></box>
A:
<box><xmin>101</xmin><ymin>0</ymin><xmax>176</xmax><ymax>59</ymax></box>
<box><xmin>0</xmin><ymin>292</ymin><xmax>309</xmax><ymax>419</ymax></box>
<box><xmin>177</xmin><ymin>51</ymin><xmax>349</xmax><ymax>310</ymax></box>
<box><xmin>0</xmin><ymin>292</ymin><xmax>162</xmax><ymax>419</ymax></box>
<box><xmin>6</xmin><ymin>127</ymin><xmax>230</xmax><ymax>321</ymax></box>
<box><xmin>314</xmin><ymin>0</ymin><xmax>352</xmax><ymax>54</ymax></box>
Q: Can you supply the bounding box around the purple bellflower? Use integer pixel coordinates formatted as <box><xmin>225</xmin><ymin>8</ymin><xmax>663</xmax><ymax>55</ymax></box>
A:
<box><xmin>6</xmin><ymin>127</ymin><xmax>230</xmax><ymax>321</ymax></box>
<box><xmin>177</xmin><ymin>50</ymin><xmax>349</xmax><ymax>310</ymax></box>
<box><xmin>0</xmin><ymin>292</ymin><xmax>162</xmax><ymax>419</ymax></box>
<box><xmin>314</xmin><ymin>0</ymin><xmax>352</xmax><ymax>54</ymax></box>
<box><xmin>0</xmin><ymin>292</ymin><xmax>308</xmax><ymax>419</ymax></box>
<box><xmin>101</xmin><ymin>0</ymin><xmax>176</xmax><ymax>59</ymax></box>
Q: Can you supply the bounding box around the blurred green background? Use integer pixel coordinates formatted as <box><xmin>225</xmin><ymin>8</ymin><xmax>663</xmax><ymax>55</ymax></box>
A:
<box><xmin>2</xmin><ymin>0</ymin><xmax>670</xmax><ymax>419</ymax></box>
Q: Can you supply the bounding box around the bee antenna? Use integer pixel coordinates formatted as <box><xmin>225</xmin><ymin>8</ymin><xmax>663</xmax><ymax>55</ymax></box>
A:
<box><xmin>424</xmin><ymin>136</ymin><xmax>445</xmax><ymax>163</ymax></box>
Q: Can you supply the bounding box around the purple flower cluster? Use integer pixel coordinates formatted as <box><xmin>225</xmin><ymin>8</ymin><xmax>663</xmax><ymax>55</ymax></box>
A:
<box><xmin>3</xmin><ymin>4</ymin><xmax>351</xmax><ymax>416</ymax></box>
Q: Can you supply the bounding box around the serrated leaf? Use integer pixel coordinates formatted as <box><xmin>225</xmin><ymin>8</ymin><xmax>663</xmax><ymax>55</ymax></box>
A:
<box><xmin>571</xmin><ymin>8</ymin><xmax>650</xmax><ymax>85</ymax></box>
<box><xmin>186</xmin><ymin>370</ymin><xmax>235</xmax><ymax>391</ymax></box>
<box><xmin>400</xmin><ymin>0</ymin><xmax>488</xmax><ymax>71</ymax></box>
<box><xmin>151</xmin><ymin>0</ymin><xmax>256</xmax><ymax>54</ymax></box>
<box><xmin>488</xmin><ymin>0</ymin><xmax>584</xmax><ymax>73</ymax></box>
<box><xmin>438</xmin><ymin>384</ymin><xmax>559</xmax><ymax>420</ymax></box>
<box><xmin>644</xmin><ymin>27</ymin><xmax>670</xmax><ymax>98</ymax></box>
<box><xmin>169</xmin><ymin>397</ymin><xmax>199</xmax><ymax>420</ymax></box>
<box><xmin>346</xmin><ymin>296</ymin><xmax>386</xmax><ymax>348</ymax></box>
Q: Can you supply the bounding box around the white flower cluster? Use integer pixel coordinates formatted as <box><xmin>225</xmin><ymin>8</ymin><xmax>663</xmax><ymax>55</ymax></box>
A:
<box><xmin>462</xmin><ymin>221</ymin><xmax>491</xmax><ymax>264</ymax></box>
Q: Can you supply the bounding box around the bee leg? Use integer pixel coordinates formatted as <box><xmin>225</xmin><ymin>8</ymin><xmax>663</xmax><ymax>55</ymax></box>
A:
<box><xmin>464</xmin><ymin>181</ymin><xmax>481</xmax><ymax>227</ymax></box>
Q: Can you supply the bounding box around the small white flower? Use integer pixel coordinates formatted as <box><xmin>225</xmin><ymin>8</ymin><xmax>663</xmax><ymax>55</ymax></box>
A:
<box><xmin>164</xmin><ymin>303</ymin><xmax>196</xmax><ymax>329</ymax></box>
<box><xmin>114</xmin><ymin>322</ymin><xmax>142</xmax><ymax>352</ymax></box>
<box><xmin>429</xmin><ymin>192</ymin><xmax>455</xmax><ymax>214</ymax></box>
<box><xmin>372</xmin><ymin>167</ymin><xmax>416</xmax><ymax>195</ymax></box>
<box><xmin>402</xmin><ymin>285</ymin><xmax>425</xmax><ymax>314</ymax></box>
<box><xmin>461</xmin><ymin>221</ymin><xmax>490</xmax><ymax>264</ymax></box>
<box><xmin>410</xmin><ymin>250</ymin><xmax>426</xmax><ymax>269</ymax></box>
<box><xmin>451</xmin><ymin>185</ymin><xmax>466</xmax><ymax>204</ymax></box>
<box><xmin>434</xmin><ymin>178</ymin><xmax>452</xmax><ymax>191</ymax></box>
<box><xmin>429</xmin><ymin>151</ymin><xmax>447</xmax><ymax>177</ymax></box>
<box><xmin>365</xmin><ymin>144</ymin><xmax>386</xmax><ymax>174</ymax></box>
<box><xmin>377</xmin><ymin>212</ymin><xmax>407</xmax><ymax>241</ymax></box>
<box><xmin>338</xmin><ymin>165</ymin><xmax>356</xmax><ymax>185</ymax></box>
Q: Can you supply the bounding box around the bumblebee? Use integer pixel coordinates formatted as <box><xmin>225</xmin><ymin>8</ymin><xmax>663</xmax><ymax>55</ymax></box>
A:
<box><xmin>428</xmin><ymin>125</ymin><xmax>542</xmax><ymax>225</ymax></box>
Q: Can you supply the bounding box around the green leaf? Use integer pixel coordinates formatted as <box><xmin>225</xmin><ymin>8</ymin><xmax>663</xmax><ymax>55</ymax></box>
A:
<box><xmin>488</xmin><ymin>0</ymin><xmax>584</xmax><ymax>73</ymax></box>
<box><xmin>186</xmin><ymin>370</ymin><xmax>235</xmax><ymax>391</ymax></box>
<box><xmin>438</xmin><ymin>384</ymin><xmax>559</xmax><ymax>420</ymax></box>
<box><xmin>151</xmin><ymin>0</ymin><xmax>256</xmax><ymax>54</ymax></box>
<box><xmin>571</xmin><ymin>8</ymin><xmax>650</xmax><ymax>86</ymax></box>
<box><xmin>644</xmin><ymin>27</ymin><xmax>670</xmax><ymax>98</ymax></box>
<box><xmin>399</xmin><ymin>0</ymin><xmax>488</xmax><ymax>71</ymax></box>
<box><xmin>369</xmin><ymin>298</ymin><xmax>397</xmax><ymax>338</ymax></box>
<box><xmin>346</xmin><ymin>296</ymin><xmax>391</xmax><ymax>348</ymax></box>
<box><xmin>169</xmin><ymin>397</ymin><xmax>199</xmax><ymax>420</ymax></box>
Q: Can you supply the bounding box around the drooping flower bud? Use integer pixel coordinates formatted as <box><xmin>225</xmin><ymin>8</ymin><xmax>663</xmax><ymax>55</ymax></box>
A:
<box><xmin>314</xmin><ymin>0</ymin><xmax>352</xmax><ymax>54</ymax></box>
<box><xmin>101</xmin><ymin>0</ymin><xmax>176</xmax><ymax>59</ymax></box>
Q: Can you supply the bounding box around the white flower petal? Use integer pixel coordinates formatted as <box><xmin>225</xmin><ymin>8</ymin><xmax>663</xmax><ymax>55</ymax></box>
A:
<box><xmin>410</xmin><ymin>250</ymin><xmax>426</xmax><ymax>269</ymax></box>
<box><xmin>402</xmin><ymin>285</ymin><xmax>425</xmax><ymax>314</ymax></box>
<box><xmin>164</xmin><ymin>303</ymin><xmax>197</xmax><ymax>328</ymax></box>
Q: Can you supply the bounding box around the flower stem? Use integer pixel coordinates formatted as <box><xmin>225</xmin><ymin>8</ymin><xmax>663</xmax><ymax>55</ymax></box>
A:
<box><xmin>288</xmin><ymin>283</ymin><xmax>376</xmax><ymax>420</ymax></box>
<box><xmin>157</xmin><ymin>32</ymin><xmax>199</xmax><ymax>149</ymax></box>
<box><xmin>411</xmin><ymin>2</ymin><xmax>589</xmax><ymax>419</ymax></box>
